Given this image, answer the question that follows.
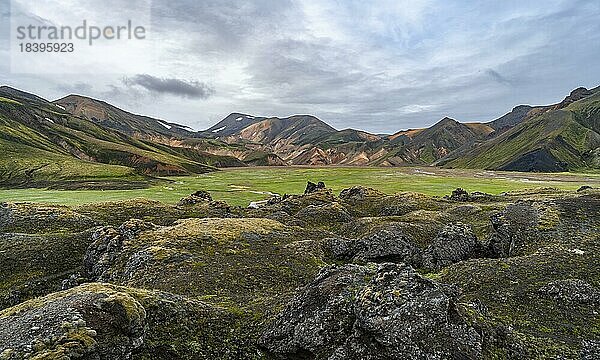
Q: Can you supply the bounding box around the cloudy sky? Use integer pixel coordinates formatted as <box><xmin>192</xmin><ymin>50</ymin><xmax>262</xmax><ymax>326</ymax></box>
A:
<box><xmin>1</xmin><ymin>0</ymin><xmax>599</xmax><ymax>133</ymax></box>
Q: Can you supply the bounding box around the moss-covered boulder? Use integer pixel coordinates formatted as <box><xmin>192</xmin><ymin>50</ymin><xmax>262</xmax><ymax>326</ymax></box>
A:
<box><xmin>260</xmin><ymin>263</ymin><xmax>483</xmax><ymax>359</ymax></box>
<box><xmin>441</xmin><ymin>245</ymin><xmax>600</xmax><ymax>357</ymax></box>
<box><xmin>0</xmin><ymin>230</ymin><xmax>95</xmax><ymax>310</ymax></box>
<box><xmin>422</xmin><ymin>222</ymin><xmax>484</xmax><ymax>271</ymax></box>
<box><xmin>322</xmin><ymin>225</ymin><xmax>423</xmax><ymax>266</ymax></box>
<box><xmin>83</xmin><ymin>218</ymin><xmax>326</xmax><ymax>311</ymax></box>
<box><xmin>0</xmin><ymin>283</ymin><xmax>263</xmax><ymax>360</ymax></box>
<box><xmin>75</xmin><ymin>198</ymin><xmax>236</xmax><ymax>227</ymax></box>
<box><xmin>294</xmin><ymin>202</ymin><xmax>353</xmax><ymax>229</ymax></box>
<box><xmin>0</xmin><ymin>283</ymin><xmax>146</xmax><ymax>359</ymax></box>
<box><xmin>0</xmin><ymin>202</ymin><xmax>98</xmax><ymax>233</ymax></box>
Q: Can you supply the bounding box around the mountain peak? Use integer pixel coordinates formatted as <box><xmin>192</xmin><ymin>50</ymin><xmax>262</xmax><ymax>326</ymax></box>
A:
<box><xmin>286</xmin><ymin>114</ymin><xmax>320</xmax><ymax>120</ymax></box>
<box><xmin>205</xmin><ymin>113</ymin><xmax>337</xmax><ymax>140</ymax></box>
<box><xmin>0</xmin><ymin>85</ymin><xmax>20</xmax><ymax>92</ymax></box>
<box><xmin>56</xmin><ymin>93</ymin><xmax>109</xmax><ymax>106</ymax></box>
<box><xmin>205</xmin><ymin>113</ymin><xmax>267</xmax><ymax>136</ymax></box>
<box><xmin>436</xmin><ymin>117</ymin><xmax>460</xmax><ymax>126</ymax></box>
<box><xmin>54</xmin><ymin>94</ymin><xmax>195</xmax><ymax>138</ymax></box>
<box><xmin>225</xmin><ymin>112</ymin><xmax>254</xmax><ymax>119</ymax></box>
<box><xmin>569</xmin><ymin>87</ymin><xmax>589</xmax><ymax>96</ymax></box>
<box><xmin>512</xmin><ymin>105</ymin><xmax>533</xmax><ymax>111</ymax></box>
<box><xmin>555</xmin><ymin>86</ymin><xmax>596</xmax><ymax>109</ymax></box>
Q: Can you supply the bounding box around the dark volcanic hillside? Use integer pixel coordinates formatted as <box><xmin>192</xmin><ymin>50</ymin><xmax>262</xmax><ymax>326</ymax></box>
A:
<box><xmin>203</xmin><ymin>112</ymin><xmax>268</xmax><ymax>137</ymax></box>
<box><xmin>0</xmin><ymin>86</ymin><xmax>51</xmax><ymax>106</ymax></box>
<box><xmin>445</xmin><ymin>87</ymin><xmax>600</xmax><ymax>172</ymax></box>
<box><xmin>223</xmin><ymin>115</ymin><xmax>337</xmax><ymax>145</ymax></box>
<box><xmin>487</xmin><ymin>105</ymin><xmax>538</xmax><ymax>132</ymax></box>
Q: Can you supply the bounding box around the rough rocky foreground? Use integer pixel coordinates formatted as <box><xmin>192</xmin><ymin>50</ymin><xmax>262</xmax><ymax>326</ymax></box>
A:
<box><xmin>0</xmin><ymin>184</ymin><xmax>599</xmax><ymax>359</ymax></box>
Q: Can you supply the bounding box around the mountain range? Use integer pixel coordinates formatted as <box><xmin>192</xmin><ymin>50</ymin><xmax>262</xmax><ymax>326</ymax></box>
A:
<box><xmin>0</xmin><ymin>84</ymin><xmax>599</xmax><ymax>187</ymax></box>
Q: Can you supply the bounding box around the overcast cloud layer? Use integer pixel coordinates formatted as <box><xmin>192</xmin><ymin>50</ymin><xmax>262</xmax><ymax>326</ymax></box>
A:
<box><xmin>1</xmin><ymin>0</ymin><xmax>599</xmax><ymax>133</ymax></box>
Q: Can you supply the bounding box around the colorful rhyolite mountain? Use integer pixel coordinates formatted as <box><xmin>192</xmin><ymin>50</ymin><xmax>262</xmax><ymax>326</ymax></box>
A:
<box><xmin>0</xmin><ymin>84</ymin><xmax>598</xmax><ymax>187</ymax></box>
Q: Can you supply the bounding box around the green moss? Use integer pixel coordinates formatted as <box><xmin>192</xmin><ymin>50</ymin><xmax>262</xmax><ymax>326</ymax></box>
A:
<box><xmin>536</xmin><ymin>206</ymin><xmax>561</xmax><ymax>230</ymax></box>
<box><xmin>441</xmin><ymin>239</ymin><xmax>600</xmax><ymax>356</ymax></box>
<box><xmin>0</xmin><ymin>230</ymin><xmax>93</xmax><ymax>310</ymax></box>
<box><xmin>0</xmin><ymin>97</ymin><xmax>22</xmax><ymax>105</ymax></box>
<box><xmin>421</xmin><ymin>272</ymin><xmax>443</xmax><ymax>281</ymax></box>
<box><xmin>1</xmin><ymin>179</ymin><xmax>598</xmax><ymax>358</ymax></box>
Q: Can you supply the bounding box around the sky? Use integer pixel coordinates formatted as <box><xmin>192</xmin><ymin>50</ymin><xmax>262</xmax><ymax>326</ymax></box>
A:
<box><xmin>1</xmin><ymin>0</ymin><xmax>599</xmax><ymax>133</ymax></box>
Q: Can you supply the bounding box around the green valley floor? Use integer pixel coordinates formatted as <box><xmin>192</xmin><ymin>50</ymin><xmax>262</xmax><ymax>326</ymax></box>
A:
<box><xmin>0</xmin><ymin>167</ymin><xmax>599</xmax><ymax>207</ymax></box>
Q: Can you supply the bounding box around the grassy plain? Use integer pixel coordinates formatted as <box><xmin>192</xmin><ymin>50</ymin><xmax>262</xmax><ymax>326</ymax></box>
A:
<box><xmin>0</xmin><ymin>167</ymin><xmax>598</xmax><ymax>207</ymax></box>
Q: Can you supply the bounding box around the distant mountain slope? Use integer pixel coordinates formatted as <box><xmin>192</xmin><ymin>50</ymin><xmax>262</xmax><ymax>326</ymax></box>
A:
<box><xmin>0</xmin><ymin>86</ymin><xmax>50</xmax><ymax>106</ymax></box>
<box><xmin>200</xmin><ymin>90</ymin><xmax>600</xmax><ymax>170</ymax></box>
<box><xmin>445</xmin><ymin>89</ymin><xmax>600</xmax><ymax>172</ymax></box>
<box><xmin>316</xmin><ymin>129</ymin><xmax>382</xmax><ymax>148</ymax></box>
<box><xmin>203</xmin><ymin>113</ymin><xmax>268</xmax><ymax>137</ymax></box>
<box><xmin>487</xmin><ymin>105</ymin><xmax>537</xmax><ymax>131</ymax></box>
<box><xmin>568</xmin><ymin>88</ymin><xmax>600</xmax><ymax>133</ymax></box>
<box><xmin>486</xmin><ymin>87</ymin><xmax>600</xmax><ymax>133</ymax></box>
<box><xmin>487</xmin><ymin>100</ymin><xmax>576</xmax><ymax>133</ymax></box>
<box><xmin>380</xmin><ymin>118</ymin><xmax>492</xmax><ymax>165</ymax></box>
<box><xmin>213</xmin><ymin>114</ymin><xmax>337</xmax><ymax>145</ymax></box>
<box><xmin>53</xmin><ymin>95</ymin><xmax>255</xmax><ymax>168</ymax></box>
<box><xmin>0</xmin><ymin>137</ymin><xmax>142</xmax><ymax>188</ymax></box>
<box><xmin>2</xmin><ymin>84</ymin><xmax>599</xmax><ymax>176</ymax></box>
<box><xmin>54</xmin><ymin>94</ymin><xmax>196</xmax><ymax>140</ymax></box>
<box><xmin>203</xmin><ymin>113</ymin><xmax>391</xmax><ymax>165</ymax></box>
<box><xmin>389</xmin><ymin>128</ymin><xmax>424</xmax><ymax>141</ymax></box>
<box><xmin>0</xmin><ymin>88</ymin><xmax>221</xmax><ymax>187</ymax></box>
<box><xmin>464</xmin><ymin>123</ymin><xmax>496</xmax><ymax>137</ymax></box>
<box><xmin>286</xmin><ymin>129</ymin><xmax>386</xmax><ymax>166</ymax></box>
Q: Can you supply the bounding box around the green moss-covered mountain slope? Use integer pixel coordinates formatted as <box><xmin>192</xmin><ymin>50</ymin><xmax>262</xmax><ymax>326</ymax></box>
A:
<box><xmin>443</xmin><ymin>89</ymin><xmax>600</xmax><ymax>171</ymax></box>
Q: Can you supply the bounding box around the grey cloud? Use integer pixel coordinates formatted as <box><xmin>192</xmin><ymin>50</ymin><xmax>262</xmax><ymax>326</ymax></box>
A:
<box><xmin>98</xmin><ymin>84</ymin><xmax>146</xmax><ymax>108</ymax></box>
<box><xmin>123</xmin><ymin>74</ymin><xmax>215</xmax><ymax>99</ymax></box>
<box><xmin>150</xmin><ymin>0</ymin><xmax>297</xmax><ymax>52</ymax></box>
<box><xmin>234</xmin><ymin>1</ymin><xmax>600</xmax><ymax>132</ymax></box>
<box><xmin>247</xmin><ymin>39</ymin><xmax>370</xmax><ymax>102</ymax></box>
<box><xmin>3</xmin><ymin>0</ymin><xmax>600</xmax><ymax>134</ymax></box>
<box><xmin>485</xmin><ymin>69</ymin><xmax>513</xmax><ymax>85</ymax></box>
<box><xmin>243</xmin><ymin>34</ymin><xmax>506</xmax><ymax>129</ymax></box>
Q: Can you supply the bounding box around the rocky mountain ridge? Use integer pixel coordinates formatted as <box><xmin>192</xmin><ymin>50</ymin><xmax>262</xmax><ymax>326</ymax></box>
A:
<box><xmin>1</xmin><ymin>84</ymin><xmax>599</xmax><ymax>185</ymax></box>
